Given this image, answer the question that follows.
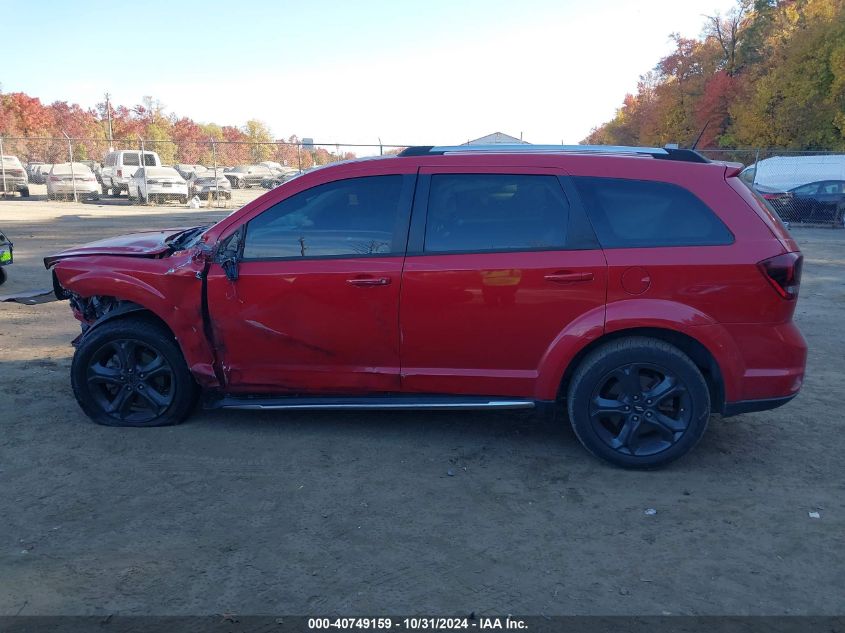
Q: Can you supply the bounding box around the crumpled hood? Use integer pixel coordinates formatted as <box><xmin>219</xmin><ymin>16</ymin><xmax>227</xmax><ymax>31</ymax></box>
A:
<box><xmin>44</xmin><ymin>227</ymin><xmax>194</xmax><ymax>268</ymax></box>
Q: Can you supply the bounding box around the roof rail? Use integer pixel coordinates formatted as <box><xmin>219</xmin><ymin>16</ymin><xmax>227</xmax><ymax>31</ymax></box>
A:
<box><xmin>397</xmin><ymin>144</ymin><xmax>709</xmax><ymax>163</ymax></box>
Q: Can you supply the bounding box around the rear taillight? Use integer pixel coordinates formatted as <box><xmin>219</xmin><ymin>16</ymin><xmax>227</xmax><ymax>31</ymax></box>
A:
<box><xmin>759</xmin><ymin>252</ymin><xmax>803</xmax><ymax>300</ymax></box>
<box><xmin>48</xmin><ymin>175</ymin><xmax>60</xmax><ymax>182</ymax></box>
<box><xmin>117</xmin><ymin>169</ymin><xmax>123</xmax><ymax>177</ymax></box>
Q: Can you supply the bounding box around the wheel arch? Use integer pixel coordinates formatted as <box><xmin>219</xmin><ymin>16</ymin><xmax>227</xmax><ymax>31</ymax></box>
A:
<box><xmin>556</xmin><ymin>327</ymin><xmax>729</xmax><ymax>414</ymax></box>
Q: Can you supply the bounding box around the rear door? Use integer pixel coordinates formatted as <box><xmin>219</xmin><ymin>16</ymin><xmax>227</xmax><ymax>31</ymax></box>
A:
<box><xmin>399</xmin><ymin>166</ymin><xmax>607</xmax><ymax>398</ymax></box>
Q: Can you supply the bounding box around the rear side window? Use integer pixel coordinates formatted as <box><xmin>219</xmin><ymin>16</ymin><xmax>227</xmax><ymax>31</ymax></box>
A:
<box><xmin>122</xmin><ymin>153</ymin><xmax>140</xmax><ymax>167</ymax></box>
<box><xmin>572</xmin><ymin>177</ymin><xmax>733</xmax><ymax>248</ymax></box>
<box><xmin>425</xmin><ymin>174</ymin><xmax>569</xmax><ymax>253</ymax></box>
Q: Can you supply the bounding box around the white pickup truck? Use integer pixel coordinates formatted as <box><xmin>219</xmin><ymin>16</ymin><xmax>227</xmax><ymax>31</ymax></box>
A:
<box><xmin>101</xmin><ymin>150</ymin><xmax>161</xmax><ymax>196</ymax></box>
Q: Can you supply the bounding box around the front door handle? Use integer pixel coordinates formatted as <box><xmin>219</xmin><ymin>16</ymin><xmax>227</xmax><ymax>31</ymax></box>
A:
<box><xmin>346</xmin><ymin>276</ymin><xmax>391</xmax><ymax>287</ymax></box>
<box><xmin>544</xmin><ymin>271</ymin><xmax>594</xmax><ymax>284</ymax></box>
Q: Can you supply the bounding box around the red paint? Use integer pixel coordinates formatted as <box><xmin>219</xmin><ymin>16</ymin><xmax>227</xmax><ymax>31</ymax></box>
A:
<box><xmin>47</xmin><ymin>150</ymin><xmax>807</xmax><ymax>411</ymax></box>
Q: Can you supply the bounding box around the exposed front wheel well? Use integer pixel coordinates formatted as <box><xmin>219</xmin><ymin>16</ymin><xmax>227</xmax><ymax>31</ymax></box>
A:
<box><xmin>558</xmin><ymin>327</ymin><xmax>725</xmax><ymax>413</ymax></box>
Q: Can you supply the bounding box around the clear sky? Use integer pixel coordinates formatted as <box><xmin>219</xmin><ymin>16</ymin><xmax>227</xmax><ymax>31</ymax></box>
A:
<box><xmin>3</xmin><ymin>0</ymin><xmax>738</xmax><ymax>147</ymax></box>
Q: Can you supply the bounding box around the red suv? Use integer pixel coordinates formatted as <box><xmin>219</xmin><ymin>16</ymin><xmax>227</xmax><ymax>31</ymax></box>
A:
<box><xmin>46</xmin><ymin>145</ymin><xmax>807</xmax><ymax>468</ymax></box>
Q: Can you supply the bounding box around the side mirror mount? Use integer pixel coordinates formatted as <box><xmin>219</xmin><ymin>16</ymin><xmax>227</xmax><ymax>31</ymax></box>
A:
<box><xmin>215</xmin><ymin>228</ymin><xmax>243</xmax><ymax>282</ymax></box>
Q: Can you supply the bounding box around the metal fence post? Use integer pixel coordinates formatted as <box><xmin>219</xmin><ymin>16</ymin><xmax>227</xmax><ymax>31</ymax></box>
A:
<box><xmin>0</xmin><ymin>136</ymin><xmax>6</xmax><ymax>197</ymax></box>
<box><xmin>139</xmin><ymin>136</ymin><xmax>148</xmax><ymax>204</ymax></box>
<box><xmin>297</xmin><ymin>143</ymin><xmax>302</xmax><ymax>172</ymax></box>
<box><xmin>63</xmin><ymin>132</ymin><xmax>78</xmax><ymax>202</ymax></box>
<box><xmin>211</xmin><ymin>138</ymin><xmax>220</xmax><ymax>208</ymax></box>
<box><xmin>752</xmin><ymin>148</ymin><xmax>760</xmax><ymax>187</ymax></box>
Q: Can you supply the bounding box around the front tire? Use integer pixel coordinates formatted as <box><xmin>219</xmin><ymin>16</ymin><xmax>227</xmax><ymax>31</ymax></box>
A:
<box><xmin>71</xmin><ymin>318</ymin><xmax>197</xmax><ymax>427</ymax></box>
<box><xmin>566</xmin><ymin>337</ymin><xmax>711</xmax><ymax>469</ymax></box>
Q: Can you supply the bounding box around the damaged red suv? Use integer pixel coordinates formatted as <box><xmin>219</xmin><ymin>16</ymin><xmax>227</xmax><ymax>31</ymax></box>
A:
<box><xmin>46</xmin><ymin>145</ymin><xmax>807</xmax><ymax>468</ymax></box>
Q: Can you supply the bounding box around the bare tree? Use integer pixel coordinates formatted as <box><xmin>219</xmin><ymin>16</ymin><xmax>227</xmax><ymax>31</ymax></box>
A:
<box><xmin>705</xmin><ymin>2</ymin><xmax>749</xmax><ymax>76</ymax></box>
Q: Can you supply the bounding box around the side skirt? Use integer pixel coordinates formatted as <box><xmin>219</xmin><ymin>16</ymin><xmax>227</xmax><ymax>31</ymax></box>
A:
<box><xmin>205</xmin><ymin>394</ymin><xmax>540</xmax><ymax>412</ymax></box>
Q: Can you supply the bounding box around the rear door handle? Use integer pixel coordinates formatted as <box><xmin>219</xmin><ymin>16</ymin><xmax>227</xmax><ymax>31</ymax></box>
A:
<box><xmin>346</xmin><ymin>276</ymin><xmax>392</xmax><ymax>287</ymax></box>
<box><xmin>544</xmin><ymin>271</ymin><xmax>594</xmax><ymax>284</ymax></box>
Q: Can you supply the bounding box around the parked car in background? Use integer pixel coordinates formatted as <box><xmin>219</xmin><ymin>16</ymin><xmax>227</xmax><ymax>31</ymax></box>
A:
<box><xmin>0</xmin><ymin>155</ymin><xmax>30</xmax><ymax>197</ymax></box>
<box><xmin>759</xmin><ymin>180</ymin><xmax>845</xmax><ymax>226</ymax></box>
<box><xmin>79</xmin><ymin>160</ymin><xmax>103</xmax><ymax>184</ymax></box>
<box><xmin>260</xmin><ymin>170</ymin><xmax>299</xmax><ymax>189</ymax></box>
<box><xmin>175</xmin><ymin>164</ymin><xmax>208</xmax><ymax>180</ymax></box>
<box><xmin>223</xmin><ymin>164</ymin><xmax>273</xmax><ymax>189</ymax></box>
<box><xmin>101</xmin><ymin>150</ymin><xmax>162</xmax><ymax>196</ymax></box>
<box><xmin>31</xmin><ymin>164</ymin><xmax>54</xmax><ymax>184</ymax></box>
<box><xmin>45</xmin><ymin>144</ymin><xmax>806</xmax><ymax>469</ymax></box>
<box><xmin>46</xmin><ymin>163</ymin><xmax>100</xmax><ymax>200</ymax></box>
<box><xmin>740</xmin><ymin>154</ymin><xmax>845</xmax><ymax>190</ymax></box>
<box><xmin>188</xmin><ymin>170</ymin><xmax>232</xmax><ymax>199</ymax></box>
<box><xmin>259</xmin><ymin>161</ymin><xmax>285</xmax><ymax>173</ymax></box>
<box><xmin>27</xmin><ymin>161</ymin><xmax>45</xmax><ymax>181</ymax></box>
<box><xmin>127</xmin><ymin>166</ymin><xmax>188</xmax><ymax>204</ymax></box>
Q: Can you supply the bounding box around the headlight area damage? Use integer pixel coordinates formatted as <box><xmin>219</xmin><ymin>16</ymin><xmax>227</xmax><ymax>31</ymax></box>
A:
<box><xmin>13</xmin><ymin>225</ymin><xmax>223</xmax><ymax>390</ymax></box>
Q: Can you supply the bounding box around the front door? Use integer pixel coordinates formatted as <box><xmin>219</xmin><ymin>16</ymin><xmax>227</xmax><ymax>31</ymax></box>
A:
<box><xmin>399</xmin><ymin>167</ymin><xmax>607</xmax><ymax>398</ymax></box>
<box><xmin>207</xmin><ymin>174</ymin><xmax>415</xmax><ymax>394</ymax></box>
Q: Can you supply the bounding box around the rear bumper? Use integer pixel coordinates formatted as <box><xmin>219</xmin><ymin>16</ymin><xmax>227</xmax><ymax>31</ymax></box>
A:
<box><xmin>722</xmin><ymin>394</ymin><xmax>797</xmax><ymax>417</ymax></box>
<box><xmin>722</xmin><ymin>320</ymin><xmax>807</xmax><ymax>402</ymax></box>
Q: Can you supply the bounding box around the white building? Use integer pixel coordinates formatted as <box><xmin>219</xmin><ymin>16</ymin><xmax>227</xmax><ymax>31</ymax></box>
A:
<box><xmin>464</xmin><ymin>132</ymin><xmax>528</xmax><ymax>145</ymax></box>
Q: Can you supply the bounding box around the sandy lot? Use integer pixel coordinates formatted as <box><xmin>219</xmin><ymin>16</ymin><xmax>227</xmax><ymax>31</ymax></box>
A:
<box><xmin>0</xmin><ymin>191</ymin><xmax>843</xmax><ymax>617</ymax></box>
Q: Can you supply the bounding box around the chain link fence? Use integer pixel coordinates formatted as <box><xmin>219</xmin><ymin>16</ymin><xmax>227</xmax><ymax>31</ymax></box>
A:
<box><xmin>1</xmin><ymin>138</ymin><xmax>842</xmax><ymax>227</ymax></box>
<box><xmin>0</xmin><ymin>136</ymin><xmax>408</xmax><ymax>206</ymax></box>
<box><xmin>698</xmin><ymin>149</ymin><xmax>844</xmax><ymax>227</ymax></box>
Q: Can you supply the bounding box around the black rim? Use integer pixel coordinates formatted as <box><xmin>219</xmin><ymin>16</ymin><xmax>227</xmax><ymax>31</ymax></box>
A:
<box><xmin>589</xmin><ymin>362</ymin><xmax>692</xmax><ymax>456</ymax></box>
<box><xmin>87</xmin><ymin>339</ymin><xmax>175</xmax><ymax>423</ymax></box>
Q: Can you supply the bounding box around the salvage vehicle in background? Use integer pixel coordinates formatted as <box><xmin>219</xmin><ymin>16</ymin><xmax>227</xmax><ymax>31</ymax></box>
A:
<box><xmin>0</xmin><ymin>155</ymin><xmax>30</xmax><ymax>197</ymax></box>
<box><xmin>46</xmin><ymin>163</ymin><xmax>100</xmax><ymax>200</ymax></box>
<box><xmin>761</xmin><ymin>180</ymin><xmax>845</xmax><ymax>226</ymax></box>
<box><xmin>127</xmin><ymin>166</ymin><xmax>188</xmax><ymax>204</ymax></box>
<box><xmin>175</xmin><ymin>164</ymin><xmax>208</xmax><ymax>180</ymax></box>
<box><xmin>101</xmin><ymin>150</ymin><xmax>162</xmax><ymax>196</ymax></box>
<box><xmin>188</xmin><ymin>170</ymin><xmax>232</xmax><ymax>199</ymax></box>
<box><xmin>45</xmin><ymin>144</ymin><xmax>807</xmax><ymax>469</ymax></box>
<box><xmin>223</xmin><ymin>164</ymin><xmax>274</xmax><ymax>189</ymax></box>
<box><xmin>31</xmin><ymin>164</ymin><xmax>54</xmax><ymax>184</ymax></box>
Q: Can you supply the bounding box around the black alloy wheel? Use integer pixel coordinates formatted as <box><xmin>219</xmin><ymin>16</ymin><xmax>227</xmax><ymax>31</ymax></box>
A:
<box><xmin>86</xmin><ymin>338</ymin><xmax>176</xmax><ymax>425</ymax></box>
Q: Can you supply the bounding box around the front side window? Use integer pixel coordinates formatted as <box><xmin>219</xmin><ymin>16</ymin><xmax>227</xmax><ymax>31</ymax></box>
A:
<box><xmin>424</xmin><ymin>174</ymin><xmax>569</xmax><ymax>253</ymax></box>
<box><xmin>572</xmin><ymin>177</ymin><xmax>734</xmax><ymax>248</ymax></box>
<box><xmin>242</xmin><ymin>175</ymin><xmax>407</xmax><ymax>259</ymax></box>
<box><xmin>143</xmin><ymin>153</ymin><xmax>157</xmax><ymax>166</ymax></box>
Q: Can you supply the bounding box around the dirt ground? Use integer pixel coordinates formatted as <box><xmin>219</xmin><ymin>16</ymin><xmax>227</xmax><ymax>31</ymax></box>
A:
<box><xmin>0</xmin><ymin>188</ymin><xmax>843</xmax><ymax>617</ymax></box>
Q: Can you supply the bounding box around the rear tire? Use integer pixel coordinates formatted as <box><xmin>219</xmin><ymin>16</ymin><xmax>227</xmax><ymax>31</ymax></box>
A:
<box><xmin>566</xmin><ymin>337</ymin><xmax>711</xmax><ymax>469</ymax></box>
<box><xmin>20</xmin><ymin>187</ymin><xmax>29</xmax><ymax>198</ymax></box>
<box><xmin>110</xmin><ymin>185</ymin><xmax>121</xmax><ymax>197</ymax></box>
<box><xmin>71</xmin><ymin>318</ymin><xmax>197</xmax><ymax>427</ymax></box>
<box><xmin>0</xmin><ymin>268</ymin><xmax>6</xmax><ymax>285</ymax></box>
<box><xmin>236</xmin><ymin>178</ymin><xmax>246</xmax><ymax>189</ymax></box>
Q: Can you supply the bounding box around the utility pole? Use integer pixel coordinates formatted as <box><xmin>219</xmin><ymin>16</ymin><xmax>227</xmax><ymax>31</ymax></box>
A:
<box><xmin>105</xmin><ymin>92</ymin><xmax>114</xmax><ymax>150</ymax></box>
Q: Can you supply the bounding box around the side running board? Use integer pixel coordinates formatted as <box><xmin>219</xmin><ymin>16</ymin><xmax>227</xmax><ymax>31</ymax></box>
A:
<box><xmin>206</xmin><ymin>394</ymin><xmax>536</xmax><ymax>412</ymax></box>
